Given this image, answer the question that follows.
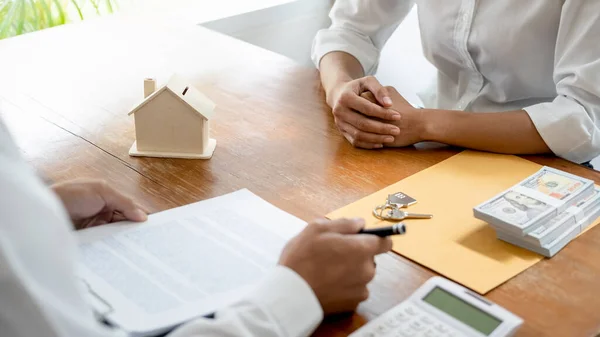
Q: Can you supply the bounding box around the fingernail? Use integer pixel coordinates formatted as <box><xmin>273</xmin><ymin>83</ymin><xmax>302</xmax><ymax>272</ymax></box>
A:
<box><xmin>352</xmin><ymin>217</ymin><xmax>365</xmax><ymax>224</ymax></box>
<box><xmin>374</xmin><ymin>144</ymin><xmax>383</xmax><ymax>149</ymax></box>
<box><xmin>383</xmin><ymin>97</ymin><xmax>393</xmax><ymax>106</ymax></box>
<box><xmin>391</xmin><ymin>113</ymin><xmax>402</xmax><ymax>121</ymax></box>
<box><xmin>133</xmin><ymin>209</ymin><xmax>148</xmax><ymax>221</ymax></box>
<box><xmin>383</xmin><ymin>136</ymin><xmax>395</xmax><ymax>143</ymax></box>
<box><xmin>390</xmin><ymin>127</ymin><xmax>400</xmax><ymax>135</ymax></box>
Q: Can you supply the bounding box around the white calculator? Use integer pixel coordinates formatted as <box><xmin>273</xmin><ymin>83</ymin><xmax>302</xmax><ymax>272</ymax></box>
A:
<box><xmin>351</xmin><ymin>277</ymin><xmax>523</xmax><ymax>337</ymax></box>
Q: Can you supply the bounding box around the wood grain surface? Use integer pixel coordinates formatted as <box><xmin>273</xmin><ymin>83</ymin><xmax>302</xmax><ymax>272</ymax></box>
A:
<box><xmin>0</xmin><ymin>14</ymin><xmax>599</xmax><ymax>337</ymax></box>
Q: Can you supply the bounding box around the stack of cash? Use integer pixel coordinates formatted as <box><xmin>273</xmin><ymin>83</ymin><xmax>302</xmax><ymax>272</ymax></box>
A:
<box><xmin>474</xmin><ymin>167</ymin><xmax>599</xmax><ymax>257</ymax></box>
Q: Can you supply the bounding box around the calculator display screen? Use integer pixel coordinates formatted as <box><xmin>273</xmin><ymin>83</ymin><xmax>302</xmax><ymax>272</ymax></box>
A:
<box><xmin>423</xmin><ymin>287</ymin><xmax>502</xmax><ymax>335</ymax></box>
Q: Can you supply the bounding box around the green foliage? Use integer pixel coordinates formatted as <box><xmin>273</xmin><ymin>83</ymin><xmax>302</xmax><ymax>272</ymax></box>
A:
<box><xmin>0</xmin><ymin>0</ymin><xmax>119</xmax><ymax>40</ymax></box>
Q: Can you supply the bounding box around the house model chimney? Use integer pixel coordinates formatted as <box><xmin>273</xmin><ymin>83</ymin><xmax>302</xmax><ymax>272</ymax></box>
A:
<box><xmin>144</xmin><ymin>78</ymin><xmax>156</xmax><ymax>98</ymax></box>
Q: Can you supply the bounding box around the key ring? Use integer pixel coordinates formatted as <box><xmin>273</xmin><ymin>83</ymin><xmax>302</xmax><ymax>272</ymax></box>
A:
<box><xmin>373</xmin><ymin>204</ymin><xmax>433</xmax><ymax>221</ymax></box>
<box><xmin>372</xmin><ymin>203</ymin><xmax>398</xmax><ymax>221</ymax></box>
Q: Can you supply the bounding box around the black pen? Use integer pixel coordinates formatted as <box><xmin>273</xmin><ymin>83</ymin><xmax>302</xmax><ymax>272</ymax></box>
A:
<box><xmin>358</xmin><ymin>223</ymin><xmax>406</xmax><ymax>237</ymax></box>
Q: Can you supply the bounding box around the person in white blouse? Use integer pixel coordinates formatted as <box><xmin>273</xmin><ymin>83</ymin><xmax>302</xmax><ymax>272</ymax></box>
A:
<box><xmin>0</xmin><ymin>119</ymin><xmax>392</xmax><ymax>337</ymax></box>
<box><xmin>312</xmin><ymin>0</ymin><xmax>600</xmax><ymax>164</ymax></box>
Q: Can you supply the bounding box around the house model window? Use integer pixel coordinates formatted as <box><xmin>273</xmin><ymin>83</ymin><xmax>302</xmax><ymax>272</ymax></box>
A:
<box><xmin>128</xmin><ymin>74</ymin><xmax>217</xmax><ymax>159</ymax></box>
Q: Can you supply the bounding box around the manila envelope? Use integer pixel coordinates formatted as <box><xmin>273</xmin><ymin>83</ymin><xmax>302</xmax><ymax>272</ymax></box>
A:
<box><xmin>328</xmin><ymin>150</ymin><xmax>566</xmax><ymax>294</ymax></box>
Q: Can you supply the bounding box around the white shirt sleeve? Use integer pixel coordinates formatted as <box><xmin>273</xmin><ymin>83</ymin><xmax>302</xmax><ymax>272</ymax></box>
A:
<box><xmin>0</xmin><ymin>120</ymin><xmax>323</xmax><ymax>337</ymax></box>
<box><xmin>311</xmin><ymin>0</ymin><xmax>415</xmax><ymax>75</ymax></box>
<box><xmin>523</xmin><ymin>1</ymin><xmax>600</xmax><ymax>164</ymax></box>
<box><xmin>171</xmin><ymin>267</ymin><xmax>323</xmax><ymax>337</ymax></box>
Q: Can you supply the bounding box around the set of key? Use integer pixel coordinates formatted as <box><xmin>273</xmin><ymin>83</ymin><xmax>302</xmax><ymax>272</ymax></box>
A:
<box><xmin>372</xmin><ymin>192</ymin><xmax>433</xmax><ymax>222</ymax></box>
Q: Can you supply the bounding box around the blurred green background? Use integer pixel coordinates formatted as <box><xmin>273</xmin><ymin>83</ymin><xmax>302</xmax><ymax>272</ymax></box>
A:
<box><xmin>0</xmin><ymin>0</ymin><xmax>120</xmax><ymax>40</ymax></box>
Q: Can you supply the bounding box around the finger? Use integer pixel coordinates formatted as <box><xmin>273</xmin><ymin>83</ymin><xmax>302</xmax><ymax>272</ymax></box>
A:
<box><xmin>360</xmin><ymin>91</ymin><xmax>377</xmax><ymax>104</ymax></box>
<box><xmin>111</xmin><ymin>211</ymin><xmax>129</xmax><ymax>223</ymax></box>
<box><xmin>81</xmin><ymin>212</ymin><xmax>111</xmax><ymax>229</ymax></box>
<box><xmin>320</xmin><ymin>218</ymin><xmax>366</xmax><ymax>234</ymax></box>
<box><xmin>349</xmin><ymin>96</ymin><xmax>401</xmax><ymax>123</ymax></box>
<box><xmin>351</xmin><ymin>261</ymin><xmax>377</xmax><ymax>285</ymax></box>
<box><xmin>345</xmin><ymin>111</ymin><xmax>400</xmax><ymax>136</ymax></box>
<box><xmin>379</xmin><ymin>237</ymin><xmax>394</xmax><ymax>254</ymax></box>
<box><xmin>361</xmin><ymin>76</ymin><xmax>394</xmax><ymax>107</ymax></box>
<box><xmin>338</xmin><ymin>121</ymin><xmax>395</xmax><ymax>144</ymax></box>
<box><xmin>346</xmin><ymin>139</ymin><xmax>383</xmax><ymax>150</ymax></box>
<box><xmin>341</xmin><ymin>131</ymin><xmax>383</xmax><ymax>149</ymax></box>
<box><xmin>96</xmin><ymin>182</ymin><xmax>148</xmax><ymax>222</ymax></box>
<box><xmin>354</xmin><ymin>235</ymin><xmax>394</xmax><ymax>255</ymax></box>
<box><xmin>384</xmin><ymin>86</ymin><xmax>412</xmax><ymax>106</ymax></box>
<box><xmin>358</xmin><ymin>287</ymin><xmax>371</xmax><ymax>302</ymax></box>
<box><xmin>348</xmin><ymin>139</ymin><xmax>384</xmax><ymax>150</ymax></box>
<box><xmin>339</xmin><ymin>90</ymin><xmax>400</xmax><ymax>121</ymax></box>
<box><xmin>339</xmin><ymin>122</ymin><xmax>395</xmax><ymax>145</ymax></box>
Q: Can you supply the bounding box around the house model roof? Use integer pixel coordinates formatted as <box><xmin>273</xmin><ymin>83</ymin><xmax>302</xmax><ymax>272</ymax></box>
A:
<box><xmin>128</xmin><ymin>74</ymin><xmax>216</xmax><ymax>120</ymax></box>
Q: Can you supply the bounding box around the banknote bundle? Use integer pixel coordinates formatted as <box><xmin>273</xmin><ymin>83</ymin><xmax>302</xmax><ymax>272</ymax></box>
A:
<box><xmin>474</xmin><ymin>167</ymin><xmax>598</xmax><ymax>257</ymax></box>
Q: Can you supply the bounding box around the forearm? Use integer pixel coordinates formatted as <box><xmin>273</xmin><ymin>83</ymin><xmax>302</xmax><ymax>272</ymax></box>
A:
<box><xmin>422</xmin><ymin>109</ymin><xmax>551</xmax><ymax>155</ymax></box>
<box><xmin>319</xmin><ymin>51</ymin><xmax>364</xmax><ymax>107</ymax></box>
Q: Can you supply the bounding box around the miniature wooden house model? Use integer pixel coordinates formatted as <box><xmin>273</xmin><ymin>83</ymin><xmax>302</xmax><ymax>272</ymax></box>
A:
<box><xmin>128</xmin><ymin>75</ymin><xmax>217</xmax><ymax>159</ymax></box>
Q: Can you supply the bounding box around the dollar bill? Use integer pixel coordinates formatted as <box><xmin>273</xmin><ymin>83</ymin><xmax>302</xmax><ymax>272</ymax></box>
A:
<box><xmin>529</xmin><ymin>211</ymin><xmax>571</xmax><ymax>236</ymax></box>
<box><xmin>497</xmin><ymin>222</ymin><xmax>580</xmax><ymax>258</ymax></box>
<box><xmin>528</xmin><ymin>210</ymin><xmax>575</xmax><ymax>244</ymax></box>
<box><xmin>521</xmin><ymin>167</ymin><xmax>587</xmax><ymax>200</ymax></box>
<box><xmin>575</xmin><ymin>188</ymin><xmax>599</xmax><ymax>208</ymax></box>
<box><xmin>529</xmin><ymin>189</ymin><xmax>597</xmax><ymax>238</ymax></box>
<box><xmin>498</xmin><ymin>204</ymin><xmax>600</xmax><ymax>257</ymax></box>
<box><xmin>478</xmin><ymin>190</ymin><xmax>551</xmax><ymax>228</ymax></box>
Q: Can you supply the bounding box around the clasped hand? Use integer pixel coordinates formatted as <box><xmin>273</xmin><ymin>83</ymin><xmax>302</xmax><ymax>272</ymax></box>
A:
<box><xmin>329</xmin><ymin>76</ymin><xmax>426</xmax><ymax>149</ymax></box>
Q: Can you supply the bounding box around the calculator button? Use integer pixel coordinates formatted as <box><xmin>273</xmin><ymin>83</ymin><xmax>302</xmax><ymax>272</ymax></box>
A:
<box><xmin>420</xmin><ymin>316</ymin><xmax>434</xmax><ymax>325</ymax></box>
<box><xmin>434</xmin><ymin>324</ymin><xmax>449</xmax><ymax>333</ymax></box>
<box><xmin>422</xmin><ymin>330</ymin><xmax>440</xmax><ymax>337</ymax></box>
<box><xmin>398</xmin><ymin>328</ymin><xmax>416</xmax><ymax>337</ymax></box>
<box><xmin>394</xmin><ymin>312</ymin><xmax>410</xmax><ymax>322</ymax></box>
<box><xmin>386</xmin><ymin>317</ymin><xmax>401</xmax><ymax>328</ymax></box>
<box><xmin>410</xmin><ymin>321</ymin><xmax>427</xmax><ymax>331</ymax></box>
<box><xmin>376</xmin><ymin>324</ymin><xmax>390</xmax><ymax>334</ymax></box>
<box><xmin>405</xmin><ymin>306</ymin><xmax>419</xmax><ymax>316</ymax></box>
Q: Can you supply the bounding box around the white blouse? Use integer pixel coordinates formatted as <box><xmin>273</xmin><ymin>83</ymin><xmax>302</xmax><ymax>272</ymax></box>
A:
<box><xmin>313</xmin><ymin>0</ymin><xmax>600</xmax><ymax>164</ymax></box>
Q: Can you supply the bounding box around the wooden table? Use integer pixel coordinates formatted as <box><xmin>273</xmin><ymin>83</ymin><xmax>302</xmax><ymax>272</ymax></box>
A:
<box><xmin>1</xmin><ymin>13</ymin><xmax>599</xmax><ymax>337</ymax></box>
